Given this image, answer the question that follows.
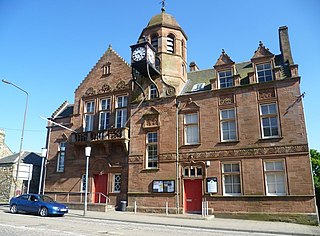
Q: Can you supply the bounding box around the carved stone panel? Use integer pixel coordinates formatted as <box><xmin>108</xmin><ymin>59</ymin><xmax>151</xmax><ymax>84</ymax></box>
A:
<box><xmin>258</xmin><ymin>88</ymin><xmax>276</xmax><ymax>100</ymax></box>
<box><xmin>219</xmin><ymin>94</ymin><xmax>234</xmax><ymax>106</ymax></box>
<box><xmin>143</xmin><ymin>114</ymin><xmax>159</xmax><ymax>129</ymax></box>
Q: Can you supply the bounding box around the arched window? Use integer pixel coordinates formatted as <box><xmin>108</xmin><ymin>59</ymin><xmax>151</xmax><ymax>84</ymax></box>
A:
<box><xmin>167</xmin><ymin>34</ymin><xmax>175</xmax><ymax>54</ymax></box>
<box><xmin>151</xmin><ymin>35</ymin><xmax>158</xmax><ymax>52</ymax></box>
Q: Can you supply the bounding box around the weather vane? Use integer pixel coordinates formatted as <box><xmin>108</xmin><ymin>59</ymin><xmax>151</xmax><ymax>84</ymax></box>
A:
<box><xmin>161</xmin><ymin>0</ymin><xmax>166</xmax><ymax>12</ymax></box>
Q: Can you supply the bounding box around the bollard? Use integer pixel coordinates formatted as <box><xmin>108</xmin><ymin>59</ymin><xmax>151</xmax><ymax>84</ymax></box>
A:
<box><xmin>134</xmin><ymin>201</ymin><xmax>137</xmax><ymax>214</ymax></box>
<box><xmin>165</xmin><ymin>202</ymin><xmax>168</xmax><ymax>215</ymax></box>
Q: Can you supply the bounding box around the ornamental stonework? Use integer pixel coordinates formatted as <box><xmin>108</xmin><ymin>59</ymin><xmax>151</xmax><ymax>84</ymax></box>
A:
<box><xmin>219</xmin><ymin>94</ymin><xmax>234</xmax><ymax>105</ymax></box>
<box><xmin>258</xmin><ymin>88</ymin><xmax>276</xmax><ymax>100</ymax></box>
<box><xmin>84</xmin><ymin>87</ymin><xmax>96</xmax><ymax>96</ymax></box>
<box><xmin>128</xmin><ymin>155</ymin><xmax>143</xmax><ymax>163</ymax></box>
<box><xmin>143</xmin><ymin>115</ymin><xmax>159</xmax><ymax>129</ymax></box>
<box><xmin>98</xmin><ymin>84</ymin><xmax>111</xmax><ymax>94</ymax></box>
<box><xmin>115</xmin><ymin>80</ymin><xmax>130</xmax><ymax>91</ymax></box>
<box><xmin>179</xmin><ymin>144</ymin><xmax>308</xmax><ymax>161</ymax></box>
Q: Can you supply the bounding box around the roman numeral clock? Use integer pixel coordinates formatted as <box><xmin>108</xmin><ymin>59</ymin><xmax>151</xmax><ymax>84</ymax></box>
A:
<box><xmin>130</xmin><ymin>41</ymin><xmax>160</xmax><ymax>76</ymax></box>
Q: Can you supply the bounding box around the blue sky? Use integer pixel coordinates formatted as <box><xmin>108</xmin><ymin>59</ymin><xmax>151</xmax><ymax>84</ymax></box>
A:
<box><xmin>0</xmin><ymin>0</ymin><xmax>319</xmax><ymax>153</ymax></box>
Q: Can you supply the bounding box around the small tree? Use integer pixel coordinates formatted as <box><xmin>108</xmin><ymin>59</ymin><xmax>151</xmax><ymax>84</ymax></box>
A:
<box><xmin>310</xmin><ymin>149</ymin><xmax>320</xmax><ymax>208</ymax></box>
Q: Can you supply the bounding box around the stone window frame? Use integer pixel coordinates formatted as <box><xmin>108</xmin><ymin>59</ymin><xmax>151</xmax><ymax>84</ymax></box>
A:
<box><xmin>83</xmin><ymin>100</ymin><xmax>95</xmax><ymax>132</ymax></box>
<box><xmin>115</xmin><ymin>95</ymin><xmax>128</xmax><ymax>128</ymax></box>
<box><xmin>221</xmin><ymin>162</ymin><xmax>242</xmax><ymax>196</ymax></box>
<box><xmin>263</xmin><ymin>159</ymin><xmax>287</xmax><ymax>196</ymax></box>
<box><xmin>98</xmin><ymin>97</ymin><xmax>111</xmax><ymax>130</ymax></box>
<box><xmin>112</xmin><ymin>173</ymin><xmax>121</xmax><ymax>193</ymax></box>
<box><xmin>183</xmin><ymin>112</ymin><xmax>200</xmax><ymax>145</ymax></box>
<box><xmin>220</xmin><ymin>107</ymin><xmax>238</xmax><ymax>142</ymax></box>
<box><xmin>56</xmin><ymin>141</ymin><xmax>66</xmax><ymax>173</ymax></box>
<box><xmin>183</xmin><ymin>166</ymin><xmax>202</xmax><ymax>178</ymax></box>
<box><xmin>167</xmin><ymin>34</ymin><xmax>175</xmax><ymax>54</ymax></box>
<box><xmin>102</xmin><ymin>62</ymin><xmax>111</xmax><ymax>76</ymax></box>
<box><xmin>146</xmin><ymin>131</ymin><xmax>159</xmax><ymax>169</ymax></box>
<box><xmin>256</xmin><ymin>62</ymin><xmax>273</xmax><ymax>83</ymax></box>
<box><xmin>151</xmin><ymin>34</ymin><xmax>159</xmax><ymax>52</ymax></box>
<box><xmin>149</xmin><ymin>84</ymin><xmax>158</xmax><ymax>100</ymax></box>
<box><xmin>218</xmin><ymin>70</ymin><xmax>234</xmax><ymax>88</ymax></box>
<box><xmin>259</xmin><ymin>102</ymin><xmax>281</xmax><ymax>139</ymax></box>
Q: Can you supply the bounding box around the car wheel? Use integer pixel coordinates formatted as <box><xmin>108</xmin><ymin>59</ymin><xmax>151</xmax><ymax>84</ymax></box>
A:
<box><xmin>39</xmin><ymin>207</ymin><xmax>48</xmax><ymax>217</ymax></box>
<box><xmin>10</xmin><ymin>204</ymin><xmax>18</xmax><ymax>214</ymax></box>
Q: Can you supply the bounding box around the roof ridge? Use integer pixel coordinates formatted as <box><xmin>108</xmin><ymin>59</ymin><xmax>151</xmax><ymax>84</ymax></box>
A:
<box><xmin>52</xmin><ymin>101</ymin><xmax>69</xmax><ymax>119</ymax></box>
<box><xmin>75</xmin><ymin>46</ymin><xmax>131</xmax><ymax>93</ymax></box>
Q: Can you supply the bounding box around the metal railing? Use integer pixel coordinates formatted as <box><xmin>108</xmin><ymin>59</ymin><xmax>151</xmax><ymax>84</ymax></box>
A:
<box><xmin>46</xmin><ymin>191</ymin><xmax>109</xmax><ymax>205</ymax></box>
<box><xmin>71</xmin><ymin>128</ymin><xmax>129</xmax><ymax>143</ymax></box>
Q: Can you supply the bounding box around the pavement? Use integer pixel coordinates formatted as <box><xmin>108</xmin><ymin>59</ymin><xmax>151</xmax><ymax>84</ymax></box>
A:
<box><xmin>67</xmin><ymin>209</ymin><xmax>320</xmax><ymax>236</ymax></box>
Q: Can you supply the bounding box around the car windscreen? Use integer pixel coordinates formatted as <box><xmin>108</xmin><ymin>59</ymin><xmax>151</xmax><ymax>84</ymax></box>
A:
<box><xmin>39</xmin><ymin>195</ymin><xmax>55</xmax><ymax>203</ymax></box>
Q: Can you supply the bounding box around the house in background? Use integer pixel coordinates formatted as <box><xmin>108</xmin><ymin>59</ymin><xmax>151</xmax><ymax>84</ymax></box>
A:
<box><xmin>43</xmin><ymin>7</ymin><xmax>317</xmax><ymax>224</ymax></box>
<box><xmin>0</xmin><ymin>129</ymin><xmax>13</xmax><ymax>158</ymax></box>
<box><xmin>0</xmin><ymin>151</ymin><xmax>43</xmax><ymax>201</ymax></box>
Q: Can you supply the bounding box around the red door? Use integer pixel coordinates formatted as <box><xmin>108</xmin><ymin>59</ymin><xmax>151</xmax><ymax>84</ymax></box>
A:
<box><xmin>184</xmin><ymin>179</ymin><xmax>202</xmax><ymax>213</ymax></box>
<box><xmin>93</xmin><ymin>174</ymin><xmax>108</xmax><ymax>203</ymax></box>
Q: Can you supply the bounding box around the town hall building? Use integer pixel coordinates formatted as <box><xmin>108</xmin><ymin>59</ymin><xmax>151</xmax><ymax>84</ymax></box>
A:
<box><xmin>43</xmin><ymin>7</ymin><xmax>317</xmax><ymax>223</ymax></box>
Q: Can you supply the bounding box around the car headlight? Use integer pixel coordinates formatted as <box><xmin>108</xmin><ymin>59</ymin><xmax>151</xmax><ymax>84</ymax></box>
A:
<box><xmin>52</xmin><ymin>206</ymin><xmax>59</xmax><ymax>210</ymax></box>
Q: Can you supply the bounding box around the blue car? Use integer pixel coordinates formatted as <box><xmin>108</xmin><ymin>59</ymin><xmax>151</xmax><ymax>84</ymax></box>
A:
<box><xmin>9</xmin><ymin>193</ymin><xmax>68</xmax><ymax>217</ymax></box>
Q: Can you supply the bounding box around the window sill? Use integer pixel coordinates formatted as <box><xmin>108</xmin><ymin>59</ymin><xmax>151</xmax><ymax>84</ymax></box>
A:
<box><xmin>141</xmin><ymin>168</ymin><xmax>159</xmax><ymax>173</ymax></box>
<box><xmin>216</xmin><ymin>140</ymin><xmax>239</xmax><ymax>146</ymax></box>
<box><xmin>180</xmin><ymin>143</ymin><xmax>201</xmax><ymax>149</ymax></box>
<box><xmin>258</xmin><ymin>137</ymin><xmax>283</xmax><ymax>142</ymax></box>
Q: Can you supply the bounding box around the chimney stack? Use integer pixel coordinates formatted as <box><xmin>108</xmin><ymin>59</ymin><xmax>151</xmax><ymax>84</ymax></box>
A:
<box><xmin>279</xmin><ymin>26</ymin><xmax>294</xmax><ymax>65</ymax></box>
<box><xmin>189</xmin><ymin>61</ymin><xmax>199</xmax><ymax>72</ymax></box>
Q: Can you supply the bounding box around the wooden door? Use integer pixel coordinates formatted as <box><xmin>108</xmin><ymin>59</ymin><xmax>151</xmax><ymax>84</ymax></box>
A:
<box><xmin>93</xmin><ymin>174</ymin><xmax>108</xmax><ymax>203</ymax></box>
<box><xmin>184</xmin><ymin>179</ymin><xmax>202</xmax><ymax>213</ymax></box>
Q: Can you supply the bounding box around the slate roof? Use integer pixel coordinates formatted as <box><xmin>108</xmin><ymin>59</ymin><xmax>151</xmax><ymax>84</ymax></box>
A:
<box><xmin>181</xmin><ymin>54</ymin><xmax>290</xmax><ymax>95</ymax></box>
<box><xmin>0</xmin><ymin>151</ymin><xmax>42</xmax><ymax>166</ymax></box>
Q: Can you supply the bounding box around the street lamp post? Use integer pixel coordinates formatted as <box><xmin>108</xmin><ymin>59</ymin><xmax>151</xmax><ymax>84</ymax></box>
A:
<box><xmin>2</xmin><ymin>79</ymin><xmax>28</xmax><ymax>195</ymax></box>
<box><xmin>38</xmin><ymin>148</ymin><xmax>47</xmax><ymax>194</ymax></box>
<box><xmin>84</xmin><ymin>146</ymin><xmax>91</xmax><ymax>216</ymax></box>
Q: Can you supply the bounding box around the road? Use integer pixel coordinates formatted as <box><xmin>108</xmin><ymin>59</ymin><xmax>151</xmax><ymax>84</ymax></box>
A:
<box><xmin>1</xmin><ymin>205</ymin><xmax>319</xmax><ymax>236</ymax></box>
<box><xmin>0</xmin><ymin>206</ymin><xmax>290</xmax><ymax>236</ymax></box>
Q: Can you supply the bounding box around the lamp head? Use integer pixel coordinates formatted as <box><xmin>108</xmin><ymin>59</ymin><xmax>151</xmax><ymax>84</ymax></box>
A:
<box><xmin>2</xmin><ymin>79</ymin><xmax>11</xmax><ymax>85</ymax></box>
<box><xmin>85</xmin><ymin>146</ymin><xmax>91</xmax><ymax>157</ymax></box>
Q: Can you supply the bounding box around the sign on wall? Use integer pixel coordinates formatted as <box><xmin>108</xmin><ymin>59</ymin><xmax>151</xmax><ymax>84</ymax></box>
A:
<box><xmin>206</xmin><ymin>177</ymin><xmax>218</xmax><ymax>193</ymax></box>
<box><xmin>152</xmin><ymin>180</ymin><xmax>175</xmax><ymax>193</ymax></box>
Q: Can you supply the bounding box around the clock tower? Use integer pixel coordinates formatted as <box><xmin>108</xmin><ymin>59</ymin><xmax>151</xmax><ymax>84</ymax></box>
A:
<box><xmin>131</xmin><ymin>7</ymin><xmax>188</xmax><ymax>99</ymax></box>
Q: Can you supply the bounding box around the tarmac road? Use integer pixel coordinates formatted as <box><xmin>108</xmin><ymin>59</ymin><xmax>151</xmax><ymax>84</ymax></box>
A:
<box><xmin>0</xmin><ymin>204</ymin><xmax>319</xmax><ymax>236</ymax></box>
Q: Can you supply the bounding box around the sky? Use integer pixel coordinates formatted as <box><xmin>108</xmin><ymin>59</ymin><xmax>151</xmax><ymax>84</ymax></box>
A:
<box><xmin>0</xmin><ymin>0</ymin><xmax>319</xmax><ymax>153</ymax></box>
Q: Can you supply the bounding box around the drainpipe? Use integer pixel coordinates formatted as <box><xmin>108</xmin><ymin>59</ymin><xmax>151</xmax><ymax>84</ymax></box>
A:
<box><xmin>175</xmin><ymin>99</ymin><xmax>181</xmax><ymax>214</ymax></box>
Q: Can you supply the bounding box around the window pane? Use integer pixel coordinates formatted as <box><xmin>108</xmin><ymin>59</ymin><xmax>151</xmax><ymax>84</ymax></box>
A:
<box><xmin>185</xmin><ymin>113</ymin><xmax>198</xmax><ymax>124</ymax></box>
<box><xmin>223</xmin><ymin>164</ymin><xmax>231</xmax><ymax>173</ymax></box>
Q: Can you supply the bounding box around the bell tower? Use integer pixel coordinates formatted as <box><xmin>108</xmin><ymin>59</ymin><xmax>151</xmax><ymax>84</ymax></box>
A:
<box><xmin>131</xmin><ymin>6</ymin><xmax>188</xmax><ymax>99</ymax></box>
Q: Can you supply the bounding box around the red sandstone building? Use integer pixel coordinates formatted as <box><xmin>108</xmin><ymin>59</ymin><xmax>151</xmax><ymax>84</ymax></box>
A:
<box><xmin>44</xmin><ymin>8</ymin><xmax>317</xmax><ymax>223</ymax></box>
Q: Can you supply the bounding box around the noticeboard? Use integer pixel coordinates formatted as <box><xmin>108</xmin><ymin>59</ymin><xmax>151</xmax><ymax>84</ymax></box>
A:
<box><xmin>206</xmin><ymin>177</ymin><xmax>218</xmax><ymax>193</ymax></box>
<box><xmin>152</xmin><ymin>180</ymin><xmax>175</xmax><ymax>193</ymax></box>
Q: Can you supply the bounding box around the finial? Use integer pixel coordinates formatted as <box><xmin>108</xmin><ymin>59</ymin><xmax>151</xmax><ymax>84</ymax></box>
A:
<box><xmin>222</xmin><ymin>49</ymin><xmax>225</xmax><ymax>54</ymax></box>
<box><xmin>161</xmin><ymin>0</ymin><xmax>166</xmax><ymax>12</ymax></box>
<box><xmin>259</xmin><ymin>41</ymin><xmax>263</xmax><ymax>47</ymax></box>
<box><xmin>108</xmin><ymin>44</ymin><xmax>112</xmax><ymax>49</ymax></box>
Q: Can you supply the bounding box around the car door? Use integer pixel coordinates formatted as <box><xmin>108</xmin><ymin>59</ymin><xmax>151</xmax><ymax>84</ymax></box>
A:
<box><xmin>16</xmin><ymin>194</ymin><xmax>29</xmax><ymax>212</ymax></box>
<box><xmin>28</xmin><ymin>195</ymin><xmax>40</xmax><ymax>213</ymax></box>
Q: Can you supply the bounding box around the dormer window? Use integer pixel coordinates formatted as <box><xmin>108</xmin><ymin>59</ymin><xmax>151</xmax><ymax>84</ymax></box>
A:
<box><xmin>167</xmin><ymin>34</ymin><xmax>175</xmax><ymax>54</ymax></box>
<box><xmin>218</xmin><ymin>70</ymin><xmax>233</xmax><ymax>88</ymax></box>
<box><xmin>256</xmin><ymin>63</ymin><xmax>273</xmax><ymax>83</ymax></box>
<box><xmin>191</xmin><ymin>83</ymin><xmax>205</xmax><ymax>92</ymax></box>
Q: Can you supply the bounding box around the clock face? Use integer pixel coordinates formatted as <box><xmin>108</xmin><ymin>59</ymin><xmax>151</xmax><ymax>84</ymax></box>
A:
<box><xmin>147</xmin><ymin>47</ymin><xmax>155</xmax><ymax>64</ymax></box>
<box><xmin>132</xmin><ymin>47</ymin><xmax>146</xmax><ymax>61</ymax></box>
